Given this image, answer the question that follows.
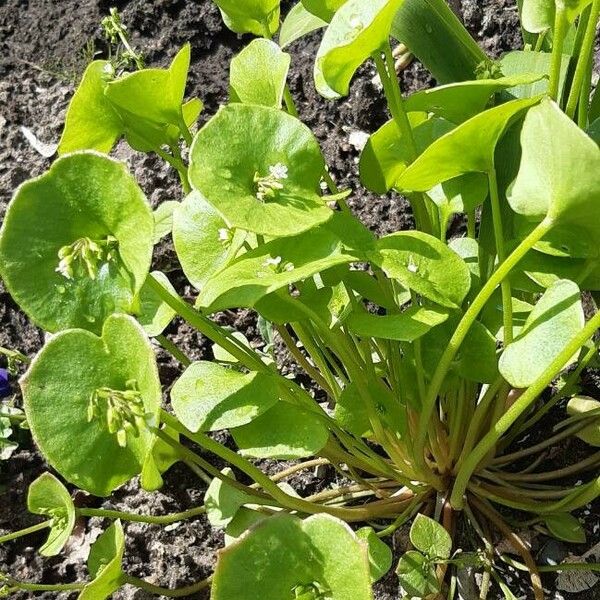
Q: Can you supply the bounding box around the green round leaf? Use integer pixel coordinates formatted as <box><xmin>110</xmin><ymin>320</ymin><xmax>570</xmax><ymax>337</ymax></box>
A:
<box><xmin>231</xmin><ymin>402</ymin><xmax>329</xmax><ymax>459</ymax></box>
<box><xmin>410</xmin><ymin>514</ymin><xmax>452</xmax><ymax>559</ymax></box>
<box><xmin>567</xmin><ymin>396</ymin><xmax>600</xmax><ymax>447</ymax></box>
<box><xmin>314</xmin><ymin>0</ymin><xmax>404</xmax><ymax>99</ymax></box>
<box><xmin>396</xmin><ymin>550</ymin><xmax>439</xmax><ymax>598</ymax></box>
<box><xmin>214</xmin><ymin>0</ymin><xmax>281</xmax><ymax>36</ymax></box>
<box><xmin>369</xmin><ymin>231</ymin><xmax>471</xmax><ymax>308</ymax></box>
<box><xmin>79</xmin><ymin>520</ymin><xmax>126</xmax><ymax>600</ymax></box>
<box><xmin>21</xmin><ymin>314</ymin><xmax>161</xmax><ymax>497</ymax></box>
<box><xmin>544</xmin><ymin>513</ymin><xmax>586</xmax><ymax>544</ymax></box>
<box><xmin>136</xmin><ymin>272</ymin><xmax>177</xmax><ymax>337</ymax></box>
<box><xmin>189</xmin><ymin>104</ymin><xmax>332</xmax><ymax>237</ymax></box>
<box><xmin>280</xmin><ymin>3</ymin><xmax>327</xmax><ymax>48</ymax></box>
<box><xmin>212</xmin><ymin>513</ymin><xmax>372</xmax><ymax>600</ymax></box>
<box><xmin>27</xmin><ymin>473</ymin><xmax>76</xmax><ymax>557</ymax></box>
<box><xmin>0</xmin><ymin>152</ymin><xmax>154</xmax><ymax>334</ymax></box>
<box><xmin>171</xmin><ymin>361</ymin><xmax>280</xmax><ymax>433</ymax></box>
<box><xmin>173</xmin><ymin>191</ymin><xmax>245</xmax><ymax>290</ymax></box>
<box><xmin>206</xmin><ymin>468</ymin><xmax>254</xmax><ymax>529</ymax></box>
<box><xmin>356</xmin><ymin>527</ymin><xmax>393</xmax><ymax>583</ymax></box>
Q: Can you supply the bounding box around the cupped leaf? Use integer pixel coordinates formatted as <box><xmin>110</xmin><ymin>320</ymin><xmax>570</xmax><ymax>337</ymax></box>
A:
<box><xmin>136</xmin><ymin>272</ymin><xmax>177</xmax><ymax>337</ymax></box>
<box><xmin>189</xmin><ymin>104</ymin><xmax>332</xmax><ymax>237</ymax></box>
<box><xmin>58</xmin><ymin>61</ymin><xmax>122</xmax><ymax>155</ymax></box>
<box><xmin>231</xmin><ymin>402</ymin><xmax>329</xmax><ymax>459</ymax></box>
<box><xmin>197</xmin><ymin>219</ymin><xmax>364</xmax><ymax>312</ymax></box>
<box><xmin>79</xmin><ymin>520</ymin><xmax>126</xmax><ymax>600</ymax></box>
<box><xmin>302</xmin><ymin>0</ymin><xmax>348</xmax><ymax>21</ymax></box>
<box><xmin>27</xmin><ymin>473</ymin><xmax>76</xmax><ymax>556</ymax></box>
<box><xmin>280</xmin><ymin>2</ymin><xmax>327</xmax><ymax>47</ymax></box>
<box><xmin>213</xmin><ymin>0</ymin><xmax>281</xmax><ymax>37</ymax></box>
<box><xmin>0</xmin><ymin>152</ymin><xmax>154</xmax><ymax>334</ymax></box>
<box><xmin>212</xmin><ymin>513</ymin><xmax>372</xmax><ymax>600</ymax></box>
<box><xmin>544</xmin><ymin>513</ymin><xmax>586</xmax><ymax>543</ymax></box>
<box><xmin>356</xmin><ymin>527</ymin><xmax>393</xmax><ymax>583</ymax></box>
<box><xmin>507</xmin><ymin>99</ymin><xmax>600</xmax><ymax>254</ymax></box>
<box><xmin>396</xmin><ymin>550</ymin><xmax>439</xmax><ymax>597</ymax></box>
<box><xmin>499</xmin><ymin>279</ymin><xmax>584</xmax><ymax>388</ymax></box>
<box><xmin>21</xmin><ymin>314</ymin><xmax>161</xmax><ymax>496</ymax></box>
<box><xmin>567</xmin><ymin>396</ymin><xmax>600</xmax><ymax>446</ymax></box>
<box><xmin>410</xmin><ymin>514</ymin><xmax>452</xmax><ymax>559</ymax></box>
<box><xmin>369</xmin><ymin>231</ymin><xmax>471</xmax><ymax>308</ymax></box>
<box><xmin>404</xmin><ymin>74</ymin><xmax>543</xmax><ymax>124</ymax></box>
<box><xmin>396</xmin><ymin>97</ymin><xmax>541</xmax><ymax>192</ymax></box>
<box><xmin>230</xmin><ymin>39</ymin><xmax>290</xmax><ymax>109</ymax></box>
<box><xmin>206</xmin><ymin>468</ymin><xmax>254</xmax><ymax>529</ymax></box>
<box><xmin>314</xmin><ymin>0</ymin><xmax>404</xmax><ymax>99</ymax></box>
<box><xmin>173</xmin><ymin>191</ymin><xmax>245</xmax><ymax>291</ymax></box>
<box><xmin>104</xmin><ymin>44</ymin><xmax>191</xmax><ymax>127</ymax></box>
<box><xmin>171</xmin><ymin>361</ymin><xmax>280</xmax><ymax>433</ymax></box>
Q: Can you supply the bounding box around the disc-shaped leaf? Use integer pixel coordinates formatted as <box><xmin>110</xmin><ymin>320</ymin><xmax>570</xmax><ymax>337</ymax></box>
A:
<box><xmin>173</xmin><ymin>191</ymin><xmax>245</xmax><ymax>291</ymax></box>
<box><xmin>212</xmin><ymin>513</ymin><xmax>372</xmax><ymax>600</ymax></box>
<box><xmin>231</xmin><ymin>402</ymin><xmax>329</xmax><ymax>459</ymax></box>
<box><xmin>507</xmin><ymin>100</ymin><xmax>600</xmax><ymax>254</ymax></box>
<box><xmin>136</xmin><ymin>272</ymin><xmax>177</xmax><ymax>337</ymax></box>
<box><xmin>396</xmin><ymin>97</ymin><xmax>540</xmax><ymax>192</ymax></box>
<box><xmin>206</xmin><ymin>468</ymin><xmax>254</xmax><ymax>529</ymax></box>
<box><xmin>0</xmin><ymin>152</ymin><xmax>154</xmax><ymax>334</ymax></box>
<box><xmin>213</xmin><ymin>0</ymin><xmax>281</xmax><ymax>36</ymax></box>
<box><xmin>347</xmin><ymin>306</ymin><xmax>449</xmax><ymax>341</ymax></box>
<box><xmin>404</xmin><ymin>74</ymin><xmax>542</xmax><ymax>124</ymax></box>
<box><xmin>314</xmin><ymin>0</ymin><xmax>404</xmax><ymax>99</ymax></box>
<box><xmin>410</xmin><ymin>514</ymin><xmax>452</xmax><ymax>559</ymax></box>
<box><xmin>396</xmin><ymin>550</ymin><xmax>439</xmax><ymax>598</ymax></box>
<box><xmin>171</xmin><ymin>361</ymin><xmax>280</xmax><ymax>433</ymax></box>
<box><xmin>21</xmin><ymin>314</ymin><xmax>161</xmax><ymax>496</ymax></box>
<box><xmin>280</xmin><ymin>2</ymin><xmax>327</xmax><ymax>48</ymax></box>
<box><xmin>356</xmin><ymin>527</ymin><xmax>393</xmax><ymax>583</ymax></box>
<box><xmin>79</xmin><ymin>520</ymin><xmax>126</xmax><ymax>600</ymax></box>
<box><xmin>369</xmin><ymin>231</ymin><xmax>471</xmax><ymax>308</ymax></box>
<box><xmin>230</xmin><ymin>39</ymin><xmax>290</xmax><ymax>109</ymax></box>
<box><xmin>189</xmin><ymin>104</ymin><xmax>332</xmax><ymax>237</ymax></box>
<box><xmin>197</xmin><ymin>220</ymin><xmax>363</xmax><ymax>312</ymax></box>
<box><xmin>499</xmin><ymin>279</ymin><xmax>584</xmax><ymax>388</ymax></box>
<box><xmin>567</xmin><ymin>396</ymin><xmax>600</xmax><ymax>446</ymax></box>
<box><xmin>104</xmin><ymin>44</ymin><xmax>190</xmax><ymax>127</ymax></box>
<box><xmin>27</xmin><ymin>473</ymin><xmax>76</xmax><ymax>556</ymax></box>
<box><xmin>544</xmin><ymin>513</ymin><xmax>586</xmax><ymax>543</ymax></box>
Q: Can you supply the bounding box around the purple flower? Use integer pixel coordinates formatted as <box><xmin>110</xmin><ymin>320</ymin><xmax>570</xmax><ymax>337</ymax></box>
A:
<box><xmin>0</xmin><ymin>369</ymin><xmax>11</xmax><ymax>398</ymax></box>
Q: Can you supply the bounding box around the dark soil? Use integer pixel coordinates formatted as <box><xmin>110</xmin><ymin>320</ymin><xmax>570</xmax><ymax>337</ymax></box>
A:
<box><xmin>0</xmin><ymin>1</ymin><xmax>598</xmax><ymax>599</ymax></box>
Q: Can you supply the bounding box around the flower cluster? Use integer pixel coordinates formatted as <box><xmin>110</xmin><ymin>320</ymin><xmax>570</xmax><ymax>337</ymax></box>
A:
<box><xmin>56</xmin><ymin>236</ymin><xmax>118</xmax><ymax>281</ymax></box>
<box><xmin>254</xmin><ymin>163</ymin><xmax>288</xmax><ymax>202</ymax></box>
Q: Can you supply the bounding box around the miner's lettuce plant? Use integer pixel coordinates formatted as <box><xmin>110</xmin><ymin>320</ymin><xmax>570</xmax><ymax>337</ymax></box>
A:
<box><xmin>1</xmin><ymin>1</ymin><xmax>599</xmax><ymax>598</ymax></box>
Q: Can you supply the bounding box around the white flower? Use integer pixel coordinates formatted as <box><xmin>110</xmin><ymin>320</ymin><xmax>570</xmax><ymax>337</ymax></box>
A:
<box><xmin>269</xmin><ymin>163</ymin><xmax>288</xmax><ymax>180</ymax></box>
<box><xmin>263</xmin><ymin>256</ymin><xmax>283</xmax><ymax>268</ymax></box>
<box><xmin>218</xmin><ymin>228</ymin><xmax>230</xmax><ymax>242</ymax></box>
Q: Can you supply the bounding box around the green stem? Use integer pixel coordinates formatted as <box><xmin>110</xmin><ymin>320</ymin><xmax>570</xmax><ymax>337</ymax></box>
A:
<box><xmin>565</xmin><ymin>0</ymin><xmax>600</xmax><ymax>118</ymax></box>
<box><xmin>283</xmin><ymin>84</ymin><xmax>299</xmax><ymax>117</ymax></box>
<box><xmin>0</xmin><ymin>520</ymin><xmax>51</xmax><ymax>544</ymax></box>
<box><xmin>451</xmin><ymin>308</ymin><xmax>600</xmax><ymax>509</ymax></box>
<box><xmin>415</xmin><ymin>218</ymin><xmax>553</xmax><ymax>477</ymax></box>
<box><xmin>549</xmin><ymin>4</ymin><xmax>568</xmax><ymax>101</ymax></box>
<box><xmin>77</xmin><ymin>506</ymin><xmax>205</xmax><ymax>525</ymax></box>
<box><xmin>124</xmin><ymin>574</ymin><xmax>211</xmax><ymax>597</ymax></box>
<box><xmin>155</xmin><ymin>146</ymin><xmax>190</xmax><ymax>194</ymax></box>
<box><xmin>4</xmin><ymin>580</ymin><xmax>86</xmax><ymax>593</ymax></box>
<box><xmin>155</xmin><ymin>334</ymin><xmax>192</xmax><ymax>367</ymax></box>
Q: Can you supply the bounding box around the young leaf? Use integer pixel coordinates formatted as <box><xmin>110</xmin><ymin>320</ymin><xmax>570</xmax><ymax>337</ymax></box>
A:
<box><xmin>57</xmin><ymin>61</ymin><xmax>122</xmax><ymax>154</ymax></box>
<box><xmin>507</xmin><ymin>99</ymin><xmax>600</xmax><ymax>255</ymax></box>
<box><xmin>141</xmin><ymin>424</ymin><xmax>180</xmax><ymax>491</ymax></box>
<box><xmin>153</xmin><ymin>201</ymin><xmax>179</xmax><ymax>244</ymax></box>
<box><xmin>314</xmin><ymin>0</ymin><xmax>404</xmax><ymax>99</ymax></box>
<box><xmin>356</xmin><ymin>527</ymin><xmax>393</xmax><ymax>583</ymax></box>
<box><xmin>231</xmin><ymin>402</ymin><xmax>329</xmax><ymax>459</ymax></box>
<box><xmin>171</xmin><ymin>361</ymin><xmax>280</xmax><ymax>433</ymax></box>
<box><xmin>136</xmin><ymin>272</ymin><xmax>177</xmax><ymax>337</ymax></box>
<box><xmin>213</xmin><ymin>0</ymin><xmax>281</xmax><ymax>37</ymax></box>
<box><xmin>544</xmin><ymin>513</ymin><xmax>586</xmax><ymax>543</ymax></box>
<box><xmin>499</xmin><ymin>280</ymin><xmax>584</xmax><ymax>389</ymax></box>
<box><xmin>27</xmin><ymin>473</ymin><xmax>76</xmax><ymax>556</ymax></box>
<box><xmin>0</xmin><ymin>152</ymin><xmax>154</xmax><ymax>334</ymax></box>
<box><xmin>79</xmin><ymin>520</ymin><xmax>126</xmax><ymax>600</ymax></box>
<box><xmin>567</xmin><ymin>396</ymin><xmax>600</xmax><ymax>446</ymax></box>
<box><xmin>410</xmin><ymin>514</ymin><xmax>452</xmax><ymax>559</ymax></box>
<box><xmin>302</xmin><ymin>0</ymin><xmax>348</xmax><ymax>21</ymax></box>
<box><xmin>21</xmin><ymin>314</ymin><xmax>161</xmax><ymax>496</ymax></box>
<box><xmin>280</xmin><ymin>2</ymin><xmax>327</xmax><ymax>48</ymax></box>
<box><xmin>104</xmin><ymin>44</ymin><xmax>191</xmax><ymax>127</ymax></box>
<box><xmin>521</xmin><ymin>0</ymin><xmax>592</xmax><ymax>32</ymax></box>
<box><xmin>427</xmin><ymin>173</ymin><xmax>489</xmax><ymax>222</ymax></box>
<box><xmin>404</xmin><ymin>74</ymin><xmax>543</xmax><ymax>124</ymax></box>
<box><xmin>211</xmin><ymin>513</ymin><xmax>372</xmax><ymax>600</ymax></box>
<box><xmin>334</xmin><ymin>382</ymin><xmax>373</xmax><ymax>438</ymax></box>
<box><xmin>206</xmin><ymin>468</ymin><xmax>254</xmax><ymax>529</ymax></box>
<box><xmin>396</xmin><ymin>550</ymin><xmax>439</xmax><ymax>597</ymax></box>
<box><xmin>230</xmin><ymin>39</ymin><xmax>290</xmax><ymax>109</ymax></box>
<box><xmin>396</xmin><ymin>97</ymin><xmax>541</xmax><ymax>192</ymax></box>
<box><xmin>369</xmin><ymin>231</ymin><xmax>471</xmax><ymax>308</ymax></box>
<box><xmin>347</xmin><ymin>306</ymin><xmax>449</xmax><ymax>342</ymax></box>
<box><xmin>189</xmin><ymin>104</ymin><xmax>332</xmax><ymax>237</ymax></box>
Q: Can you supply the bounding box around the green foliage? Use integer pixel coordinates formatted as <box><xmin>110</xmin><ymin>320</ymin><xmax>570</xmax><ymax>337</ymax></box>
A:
<box><xmin>280</xmin><ymin>3</ymin><xmax>327</xmax><ymax>48</ymax></box>
<box><xmin>567</xmin><ymin>396</ymin><xmax>600</xmax><ymax>446</ymax></box>
<box><xmin>213</xmin><ymin>0</ymin><xmax>281</xmax><ymax>37</ymax></box>
<box><xmin>544</xmin><ymin>513</ymin><xmax>586</xmax><ymax>543</ymax></box>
